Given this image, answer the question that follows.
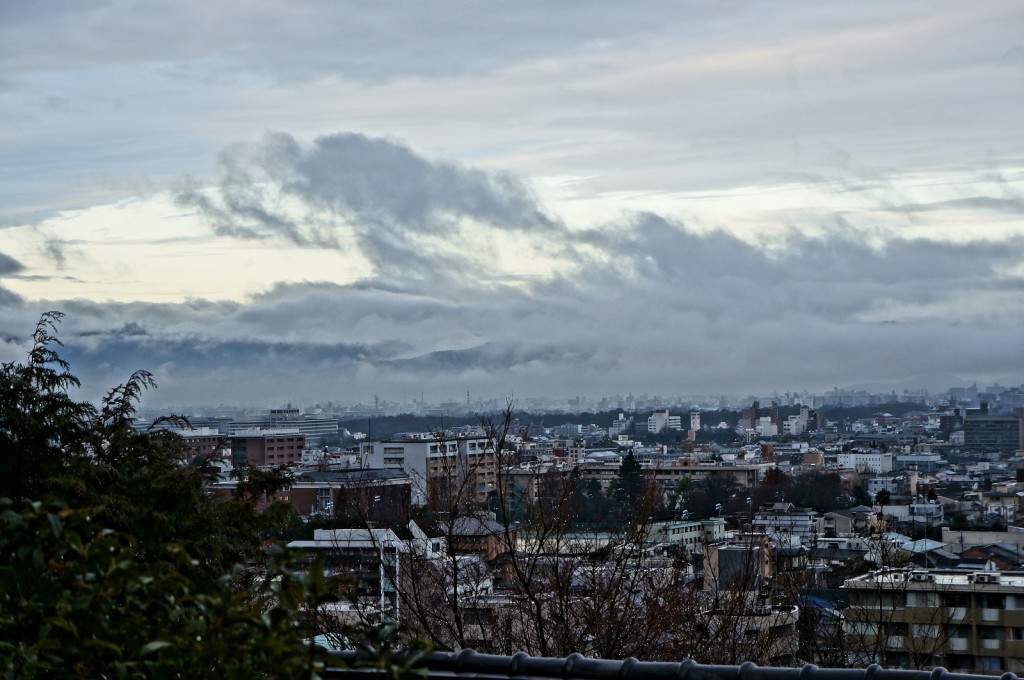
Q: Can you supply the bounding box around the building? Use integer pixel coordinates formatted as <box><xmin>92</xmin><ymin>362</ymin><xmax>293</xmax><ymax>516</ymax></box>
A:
<box><xmin>701</xmin><ymin>533</ymin><xmax>801</xmax><ymax>664</ymax></box>
<box><xmin>608</xmin><ymin>413</ymin><xmax>632</xmax><ymax>437</ymax></box>
<box><xmin>843</xmin><ymin>568</ymin><xmax>1024</xmax><ymax>674</ymax></box>
<box><xmin>284</xmin><ymin>467</ymin><xmax>412</xmax><ymax>519</ymax></box>
<box><xmin>647</xmin><ymin>410</ymin><xmax>682</xmax><ymax>434</ymax></box>
<box><xmin>837</xmin><ymin>452</ymin><xmax>894</xmax><ymax>474</ymax></box>
<box><xmin>143</xmin><ymin>425</ymin><xmax>224</xmax><ymax>459</ymax></box>
<box><xmin>738</xmin><ymin>401</ymin><xmax>779</xmax><ymax>432</ymax></box>
<box><xmin>438</xmin><ymin>516</ymin><xmax>515</xmax><ymax>561</ymax></box>
<box><xmin>647</xmin><ymin>518</ymin><xmax>727</xmax><ymax>553</ymax></box>
<box><xmin>360</xmin><ymin>433</ymin><xmax>498</xmax><ymax>505</ymax></box>
<box><xmin>819</xmin><ymin>506</ymin><xmax>874</xmax><ymax>538</ymax></box>
<box><xmin>222</xmin><ymin>408</ymin><xmax>340</xmax><ymax>444</ymax></box>
<box><xmin>895</xmin><ymin>453</ymin><xmax>946</xmax><ymax>473</ymax></box>
<box><xmin>752</xmin><ymin>503</ymin><xmax>819</xmax><ymax>544</ymax></box>
<box><xmin>229</xmin><ymin>429</ymin><xmax>305</xmax><ymax>466</ymax></box>
<box><xmin>645</xmin><ymin>458</ymin><xmax>769</xmax><ymax>491</ymax></box>
<box><xmin>288</xmin><ymin>523</ymin><xmax>440</xmax><ymax>621</ymax></box>
<box><xmin>963</xmin><ymin>405</ymin><xmax>1024</xmax><ymax>455</ymax></box>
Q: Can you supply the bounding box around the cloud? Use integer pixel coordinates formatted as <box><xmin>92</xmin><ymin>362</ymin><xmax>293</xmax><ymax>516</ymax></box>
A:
<box><xmin>890</xmin><ymin>197</ymin><xmax>1024</xmax><ymax>215</ymax></box>
<box><xmin>8</xmin><ymin>207</ymin><xmax>1017</xmax><ymax>406</ymax></box>
<box><xmin>0</xmin><ymin>252</ymin><xmax>25</xmax><ymax>277</ymax></box>
<box><xmin>178</xmin><ymin>131</ymin><xmax>565</xmax><ymax>284</ymax></box>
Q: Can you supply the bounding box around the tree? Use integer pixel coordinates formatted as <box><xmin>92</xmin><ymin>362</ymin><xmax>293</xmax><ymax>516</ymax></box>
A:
<box><xmin>751</xmin><ymin>467</ymin><xmax>790</xmax><ymax>509</ymax></box>
<box><xmin>788</xmin><ymin>472</ymin><xmax>844</xmax><ymax>514</ymax></box>
<box><xmin>0</xmin><ymin>500</ymin><xmax>338</xmax><ymax>677</ymax></box>
<box><xmin>0</xmin><ymin>313</ymin><xmax>358</xmax><ymax>676</ymax></box>
<box><xmin>683</xmin><ymin>477</ymin><xmax>741</xmax><ymax>520</ymax></box>
<box><xmin>610</xmin><ymin>450</ymin><xmax>644</xmax><ymax>520</ymax></box>
<box><xmin>0</xmin><ymin>312</ymin><xmax>94</xmax><ymax>503</ymax></box>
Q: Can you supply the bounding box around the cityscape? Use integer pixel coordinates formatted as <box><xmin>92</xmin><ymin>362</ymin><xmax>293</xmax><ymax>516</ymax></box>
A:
<box><xmin>2</xmin><ymin>0</ymin><xmax>1022</xmax><ymax>678</ymax></box>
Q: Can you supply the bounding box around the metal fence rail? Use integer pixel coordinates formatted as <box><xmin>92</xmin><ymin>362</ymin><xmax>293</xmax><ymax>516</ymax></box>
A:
<box><xmin>325</xmin><ymin>649</ymin><xmax>1020</xmax><ymax>680</ymax></box>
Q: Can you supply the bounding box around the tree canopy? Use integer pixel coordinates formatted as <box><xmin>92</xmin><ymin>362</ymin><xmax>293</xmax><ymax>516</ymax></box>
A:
<box><xmin>0</xmin><ymin>312</ymin><xmax>348</xmax><ymax>677</ymax></box>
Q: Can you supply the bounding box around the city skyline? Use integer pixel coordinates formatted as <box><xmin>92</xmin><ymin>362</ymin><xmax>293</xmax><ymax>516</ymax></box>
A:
<box><xmin>1</xmin><ymin>1</ymin><xmax>1022</xmax><ymax>406</ymax></box>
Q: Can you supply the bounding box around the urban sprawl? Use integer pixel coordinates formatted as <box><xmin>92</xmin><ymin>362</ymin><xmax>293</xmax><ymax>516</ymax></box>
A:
<box><xmin>141</xmin><ymin>384</ymin><xmax>1024</xmax><ymax>673</ymax></box>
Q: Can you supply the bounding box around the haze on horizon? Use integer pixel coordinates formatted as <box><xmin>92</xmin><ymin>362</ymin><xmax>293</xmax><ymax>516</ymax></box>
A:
<box><xmin>1</xmin><ymin>1</ymin><xmax>1022</xmax><ymax>407</ymax></box>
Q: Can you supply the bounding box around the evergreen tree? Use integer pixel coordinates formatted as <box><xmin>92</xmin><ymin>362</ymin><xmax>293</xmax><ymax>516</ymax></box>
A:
<box><xmin>611</xmin><ymin>451</ymin><xmax>644</xmax><ymax>520</ymax></box>
<box><xmin>0</xmin><ymin>313</ymin><xmax>368</xmax><ymax>676</ymax></box>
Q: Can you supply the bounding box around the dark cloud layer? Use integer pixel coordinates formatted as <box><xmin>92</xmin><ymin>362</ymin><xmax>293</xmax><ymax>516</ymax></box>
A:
<box><xmin>3</xmin><ymin>212</ymin><xmax>1020</xmax><ymax>405</ymax></box>
<box><xmin>0</xmin><ymin>252</ymin><xmax>25</xmax><ymax>276</ymax></box>
<box><xmin>6</xmin><ymin>129</ymin><xmax>1024</xmax><ymax>405</ymax></box>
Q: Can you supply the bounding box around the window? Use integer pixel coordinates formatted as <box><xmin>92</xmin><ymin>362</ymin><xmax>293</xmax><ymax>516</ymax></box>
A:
<box><xmin>983</xmin><ymin>594</ymin><xmax>1006</xmax><ymax>610</ymax></box>
<box><xmin>908</xmin><ymin>591</ymin><xmax>938</xmax><ymax>608</ymax></box>
<box><xmin>912</xmin><ymin>624</ymin><xmax>939</xmax><ymax>637</ymax></box>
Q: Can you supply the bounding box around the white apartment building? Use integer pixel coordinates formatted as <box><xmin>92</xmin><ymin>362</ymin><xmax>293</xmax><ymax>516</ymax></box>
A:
<box><xmin>782</xmin><ymin>415</ymin><xmax>805</xmax><ymax>436</ymax></box>
<box><xmin>360</xmin><ymin>433</ymin><xmax>498</xmax><ymax>504</ymax></box>
<box><xmin>647</xmin><ymin>409</ymin><xmax>682</xmax><ymax>434</ymax></box>
<box><xmin>609</xmin><ymin>413</ymin><xmax>632</xmax><ymax>437</ymax></box>
<box><xmin>756</xmin><ymin>416</ymin><xmax>778</xmax><ymax>437</ymax></box>
<box><xmin>868</xmin><ymin>477</ymin><xmax>903</xmax><ymax>496</ymax></box>
<box><xmin>837</xmin><ymin>451</ymin><xmax>894</xmax><ymax>474</ymax></box>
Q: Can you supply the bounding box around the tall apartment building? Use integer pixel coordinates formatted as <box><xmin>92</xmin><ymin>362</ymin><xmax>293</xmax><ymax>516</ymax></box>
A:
<box><xmin>844</xmin><ymin>568</ymin><xmax>1024</xmax><ymax>674</ymax></box>
<box><xmin>360</xmin><ymin>433</ymin><xmax>498</xmax><ymax>505</ymax></box>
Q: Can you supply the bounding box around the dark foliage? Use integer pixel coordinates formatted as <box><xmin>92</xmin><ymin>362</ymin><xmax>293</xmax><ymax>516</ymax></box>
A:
<box><xmin>0</xmin><ymin>313</ymin><xmax>355</xmax><ymax>677</ymax></box>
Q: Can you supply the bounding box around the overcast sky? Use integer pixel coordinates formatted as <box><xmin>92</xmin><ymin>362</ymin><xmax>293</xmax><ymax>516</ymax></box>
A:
<box><xmin>1</xmin><ymin>1</ymin><xmax>1022</xmax><ymax>408</ymax></box>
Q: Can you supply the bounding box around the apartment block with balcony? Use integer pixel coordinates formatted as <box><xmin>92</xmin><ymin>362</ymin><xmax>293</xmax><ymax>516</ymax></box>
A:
<box><xmin>844</xmin><ymin>569</ymin><xmax>1024</xmax><ymax>674</ymax></box>
<box><xmin>360</xmin><ymin>433</ymin><xmax>498</xmax><ymax>505</ymax></box>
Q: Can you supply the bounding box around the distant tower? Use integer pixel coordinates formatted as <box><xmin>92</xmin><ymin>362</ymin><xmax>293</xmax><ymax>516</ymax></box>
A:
<box><xmin>690</xmin><ymin>412</ymin><xmax>701</xmax><ymax>431</ymax></box>
<box><xmin>374</xmin><ymin>394</ymin><xmax>379</xmax><ymax>410</ymax></box>
<box><xmin>467</xmin><ymin>390</ymin><xmax>470</xmax><ymax>406</ymax></box>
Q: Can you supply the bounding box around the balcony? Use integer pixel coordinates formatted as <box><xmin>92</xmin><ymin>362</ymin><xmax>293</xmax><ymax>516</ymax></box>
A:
<box><xmin>947</xmin><ymin>637</ymin><xmax>969</xmax><ymax>652</ymax></box>
<box><xmin>981</xmin><ymin>607</ymin><xmax>1002</xmax><ymax>622</ymax></box>
<box><xmin>981</xmin><ymin>638</ymin><xmax>1003</xmax><ymax>651</ymax></box>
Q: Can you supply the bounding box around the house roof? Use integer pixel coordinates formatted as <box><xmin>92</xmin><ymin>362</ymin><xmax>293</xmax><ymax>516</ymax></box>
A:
<box><xmin>293</xmin><ymin>468</ymin><xmax>410</xmax><ymax>483</ymax></box>
<box><xmin>439</xmin><ymin>516</ymin><xmax>507</xmax><ymax>537</ymax></box>
<box><xmin>900</xmin><ymin>538</ymin><xmax>947</xmax><ymax>553</ymax></box>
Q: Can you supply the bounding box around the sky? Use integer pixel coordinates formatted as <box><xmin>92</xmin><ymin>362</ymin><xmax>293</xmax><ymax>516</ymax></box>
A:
<box><xmin>1</xmin><ymin>0</ymin><xmax>1022</xmax><ymax>408</ymax></box>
